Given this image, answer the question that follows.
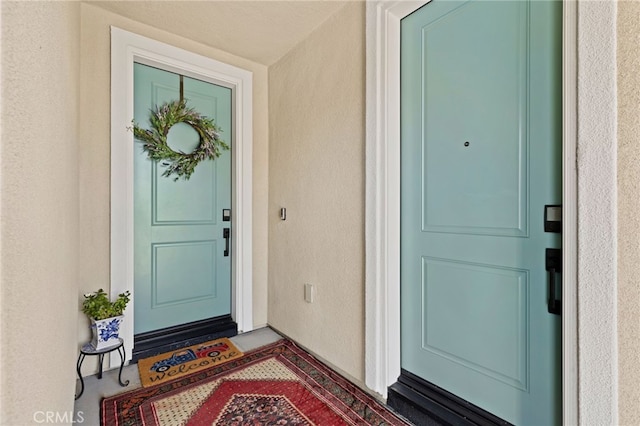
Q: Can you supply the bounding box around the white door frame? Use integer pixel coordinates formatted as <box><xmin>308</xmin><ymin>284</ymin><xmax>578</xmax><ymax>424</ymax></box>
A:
<box><xmin>110</xmin><ymin>27</ymin><xmax>253</xmax><ymax>363</ymax></box>
<box><xmin>365</xmin><ymin>1</ymin><xmax>581</xmax><ymax>423</ymax></box>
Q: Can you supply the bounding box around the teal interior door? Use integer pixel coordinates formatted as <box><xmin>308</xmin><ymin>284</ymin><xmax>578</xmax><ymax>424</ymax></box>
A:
<box><xmin>134</xmin><ymin>63</ymin><xmax>232</xmax><ymax>334</ymax></box>
<box><xmin>400</xmin><ymin>1</ymin><xmax>562</xmax><ymax>424</ymax></box>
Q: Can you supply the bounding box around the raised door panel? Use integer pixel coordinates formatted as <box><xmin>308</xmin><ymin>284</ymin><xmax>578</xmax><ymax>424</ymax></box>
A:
<box><xmin>420</xmin><ymin>1</ymin><xmax>528</xmax><ymax>236</ymax></box>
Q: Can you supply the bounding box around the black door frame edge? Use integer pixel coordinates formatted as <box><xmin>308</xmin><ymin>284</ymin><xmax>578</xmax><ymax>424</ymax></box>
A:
<box><xmin>131</xmin><ymin>314</ymin><xmax>237</xmax><ymax>362</ymax></box>
<box><xmin>387</xmin><ymin>369</ymin><xmax>512</xmax><ymax>426</ymax></box>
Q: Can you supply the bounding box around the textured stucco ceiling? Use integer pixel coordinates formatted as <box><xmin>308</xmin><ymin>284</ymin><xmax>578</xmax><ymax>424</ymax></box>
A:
<box><xmin>87</xmin><ymin>0</ymin><xmax>350</xmax><ymax>65</ymax></box>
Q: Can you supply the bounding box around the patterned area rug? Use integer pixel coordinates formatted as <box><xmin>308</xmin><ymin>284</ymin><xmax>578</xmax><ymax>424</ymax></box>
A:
<box><xmin>137</xmin><ymin>337</ymin><xmax>243</xmax><ymax>387</ymax></box>
<box><xmin>102</xmin><ymin>339</ymin><xmax>410</xmax><ymax>425</ymax></box>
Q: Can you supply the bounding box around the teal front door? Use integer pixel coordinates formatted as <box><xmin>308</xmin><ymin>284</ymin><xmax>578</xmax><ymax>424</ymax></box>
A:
<box><xmin>400</xmin><ymin>1</ymin><xmax>562</xmax><ymax>424</ymax></box>
<box><xmin>134</xmin><ymin>63</ymin><xmax>232</xmax><ymax>334</ymax></box>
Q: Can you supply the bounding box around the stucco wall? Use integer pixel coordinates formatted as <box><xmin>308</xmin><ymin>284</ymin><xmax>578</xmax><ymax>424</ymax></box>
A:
<box><xmin>0</xmin><ymin>1</ymin><xmax>81</xmax><ymax>423</ymax></box>
<box><xmin>617</xmin><ymin>2</ymin><xmax>640</xmax><ymax>424</ymax></box>
<box><xmin>77</xmin><ymin>4</ymin><xmax>269</xmax><ymax>370</ymax></box>
<box><xmin>268</xmin><ymin>2</ymin><xmax>365</xmax><ymax>382</ymax></box>
<box><xmin>577</xmin><ymin>1</ymin><xmax>619</xmax><ymax>423</ymax></box>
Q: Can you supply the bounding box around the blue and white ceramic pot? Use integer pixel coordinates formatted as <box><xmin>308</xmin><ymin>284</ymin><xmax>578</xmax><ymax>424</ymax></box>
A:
<box><xmin>90</xmin><ymin>315</ymin><xmax>123</xmax><ymax>350</ymax></box>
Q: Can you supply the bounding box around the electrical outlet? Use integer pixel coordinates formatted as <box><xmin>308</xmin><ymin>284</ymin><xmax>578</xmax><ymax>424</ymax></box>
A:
<box><xmin>304</xmin><ymin>283</ymin><xmax>314</xmax><ymax>303</ymax></box>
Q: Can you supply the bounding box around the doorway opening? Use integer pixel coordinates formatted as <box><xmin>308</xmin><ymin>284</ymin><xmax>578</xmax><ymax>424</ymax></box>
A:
<box><xmin>110</xmin><ymin>27</ymin><xmax>254</xmax><ymax>365</ymax></box>
<box><xmin>364</xmin><ymin>1</ymin><xmax>579</xmax><ymax>424</ymax></box>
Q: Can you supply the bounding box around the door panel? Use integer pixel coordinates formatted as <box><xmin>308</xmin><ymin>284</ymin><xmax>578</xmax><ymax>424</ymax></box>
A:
<box><xmin>401</xmin><ymin>1</ymin><xmax>562</xmax><ymax>424</ymax></box>
<box><xmin>419</xmin><ymin>1</ymin><xmax>528</xmax><ymax>237</ymax></box>
<box><xmin>422</xmin><ymin>257</ymin><xmax>528</xmax><ymax>390</ymax></box>
<box><xmin>134</xmin><ymin>63</ymin><xmax>232</xmax><ymax>334</ymax></box>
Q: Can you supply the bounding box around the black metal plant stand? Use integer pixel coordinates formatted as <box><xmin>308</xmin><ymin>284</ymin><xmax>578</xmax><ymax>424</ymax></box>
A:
<box><xmin>75</xmin><ymin>338</ymin><xmax>129</xmax><ymax>400</ymax></box>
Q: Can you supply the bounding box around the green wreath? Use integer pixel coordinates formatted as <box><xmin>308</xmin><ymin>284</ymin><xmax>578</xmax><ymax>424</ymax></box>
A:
<box><xmin>132</xmin><ymin>99</ymin><xmax>229</xmax><ymax>181</ymax></box>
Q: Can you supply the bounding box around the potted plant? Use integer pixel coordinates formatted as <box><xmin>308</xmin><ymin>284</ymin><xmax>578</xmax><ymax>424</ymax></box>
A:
<box><xmin>82</xmin><ymin>289</ymin><xmax>131</xmax><ymax>350</ymax></box>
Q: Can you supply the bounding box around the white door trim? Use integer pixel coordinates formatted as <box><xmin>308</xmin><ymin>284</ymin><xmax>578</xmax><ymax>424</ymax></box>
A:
<box><xmin>365</xmin><ymin>1</ymin><xmax>580</xmax><ymax>424</ymax></box>
<box><xmin>110</xmin><ymin>27</ymin><xmax>253</xmax><ymax>363</ymax></box>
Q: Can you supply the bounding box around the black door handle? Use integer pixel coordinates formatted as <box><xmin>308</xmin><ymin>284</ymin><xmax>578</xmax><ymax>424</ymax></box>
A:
<box><xmin>223</xmin><ymin>228</ymin><xmax>230</xmax><ymax>257</ymax></box>
<box><xmin>545</xmin><ymin>248</ymin><xmax>562</xmax><ymax>315</ymax></box>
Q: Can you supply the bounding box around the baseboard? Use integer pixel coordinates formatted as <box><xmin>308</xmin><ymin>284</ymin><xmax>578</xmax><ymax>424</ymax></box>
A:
<box><xmin>132</xmin><ymin>315</ymin><xmax>237</xmax><ymax>362</ymax></box>
<box><xmin>387</xmin><ymin>369</ymin><xmax>511</xmax><ymax>426</ymax></box>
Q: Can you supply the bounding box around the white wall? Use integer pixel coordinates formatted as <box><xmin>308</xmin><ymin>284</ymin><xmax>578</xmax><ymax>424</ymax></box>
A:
<box><xmin>268</xmin><ymin>2</ymin><xmax>366</xmax><ymax>382</ymax></box>
<box><xmin>617</xmin><ymin>2</ymin><xmax>640</xmax><ymax>424</ymax></box>
<box><xmin>577</xmin><ymin>1</ymin><xmax>619</xmax><ymax>423</ymax></box>
<box><xmin>0</xmin><ymin>2</ymin><xmax>81</xmax><ymax>423</ymax></box>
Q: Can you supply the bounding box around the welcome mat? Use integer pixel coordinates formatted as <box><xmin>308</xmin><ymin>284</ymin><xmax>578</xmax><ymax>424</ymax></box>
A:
<box><xmin>104</xmin><ymin>339</ymin><xmax>410</xmax><ymax>425</ymax></box>
<box><xmin>137</xmin><ymin>337</ymin><xmax>243</xmax><ymax>387</ymax></box>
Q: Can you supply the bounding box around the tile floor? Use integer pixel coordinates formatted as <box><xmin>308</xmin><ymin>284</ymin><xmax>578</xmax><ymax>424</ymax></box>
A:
<box><xmin>73</xmin><ymin>327</ymin><xmax>283</xmax><ymax>425</ymax></box>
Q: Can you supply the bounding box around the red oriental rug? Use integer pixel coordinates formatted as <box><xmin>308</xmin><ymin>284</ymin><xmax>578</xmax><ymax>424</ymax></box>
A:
<box><xmin>101</xmin><ymin>339</ymin><xmax>410</xmax><ymax>425</ymax></box>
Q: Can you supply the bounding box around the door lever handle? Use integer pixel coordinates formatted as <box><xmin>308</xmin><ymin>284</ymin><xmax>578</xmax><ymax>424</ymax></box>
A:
<box><xmin>547</xmin><ymin>267</ymin><xmax>562</xmax><ymax>315</ymax></box>
<box><xmin>223</xmin><ymin>228</ymin><xmax>230</xmax><ymax>257</ymax></box>
<box><xmin>545</xmin><ymin>248</ymin><xmax>562</xmax><ymax>315</ymax></box>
